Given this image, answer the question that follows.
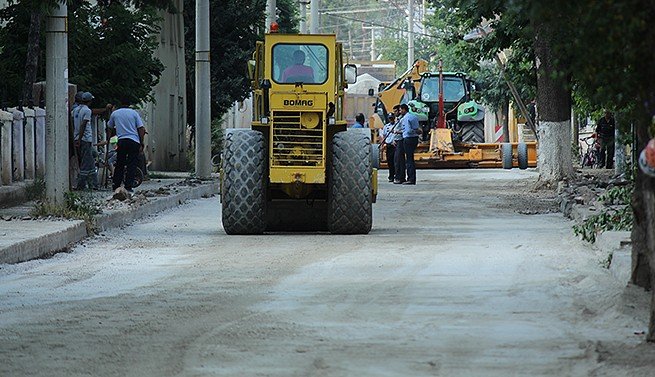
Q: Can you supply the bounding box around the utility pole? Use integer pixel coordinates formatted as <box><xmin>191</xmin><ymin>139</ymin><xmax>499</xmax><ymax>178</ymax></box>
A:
<box><xmin>45</xmin><ymin>2</ymin><xmax>68</xmax><ymax>205</ymax></box>
<box><xmin>299</xmin><ymin>1</ymin><xmax>308</xmax><ymax>33</ymax></box>
<box><xmin>370</xmin><ymin>30</ymin><xmax>376</xmax><ymax>61</ymax></box>
<box><xmin>348</xmin><ymin>29</ymin><xmax>353</xmax><ymax>59</ymax></box>
<box><xmin>195</xmin><ymin>0</ymin><xmax>211</xmax><ymax>179</ymax></box>
<box><xmin>266</xmin><ymin>0</ymin><xmax>276</xmax><ymax>31</ymax></box>
<box><xmin>362</xmin><ymin>26</ymin><xmax>384</xmax><ymax>61</ymax></box>
<box><xmin>407</xmin><ymin>0</ymin><xmax>414</xmax><ymax>70</ymax></box>
<box><xmin>310</xmin><ymin>0</ymin><xmax>319</xmax><ymax>34</ymax></box>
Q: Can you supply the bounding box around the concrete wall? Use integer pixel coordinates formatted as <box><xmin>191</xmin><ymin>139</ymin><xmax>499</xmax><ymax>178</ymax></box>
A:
<box><xmin>144</xmin><ymin>0</ymin><xmax>188</xmax><ymax>172</ymax></box>
<box><xmin>222</xmin><ymin>99</ymin><xmax>252</xmax><ymax>130</ymax></box>
<box><xmin>0</xmin><ymin>107</ymin><xmax>45</xmax><ymax>186</ymax></box>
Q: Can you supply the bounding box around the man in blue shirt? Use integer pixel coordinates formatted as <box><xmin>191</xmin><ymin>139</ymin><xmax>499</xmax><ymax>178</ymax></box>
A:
<box><xmin>391</xmin><ymin>105</ymin><xmax>405</xmax><ymax>184</ymax></box>
<box><xmin>351</xmin><ymin>113</ymin><xmax>366</xmax><ymax>128</ymax></box>
<box><xmin>107</xmin><ymin>97</ymin><xmax>146</xmax><ymax>193</ymax></box>
<box><xmin>72</xmin><ymin>92</ymin><xmax>98</xmax><ymax>190</ymax></box>
<box><xmin>399</xmin><ymin>103</ymin><xmax>421</xmax><ymax>185</ymax></box>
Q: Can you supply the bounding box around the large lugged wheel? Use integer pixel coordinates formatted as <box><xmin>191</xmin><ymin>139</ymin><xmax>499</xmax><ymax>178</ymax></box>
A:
<box><xmin>328</xmin><ymin>131</ymin><xmax>373</xmax><ymax>234</ymax></box>
<box><xmin>460</xmin><ymin>121</ymin><xmax>485</xmax><ymax>143</ymax></box>
<box><xmin>501</xmin><ymin>142</ymin><xmax>513</xmax><ymax>169</ymax></box>
<box><xmin>221</xmin><ymin>129</ymin><xmax>266</xmax><ymax>235</ymax></box>
<box><xmin>517</xmin><ymin>142</ymin><xmax>529</xmax><ymax>170</ymax></box>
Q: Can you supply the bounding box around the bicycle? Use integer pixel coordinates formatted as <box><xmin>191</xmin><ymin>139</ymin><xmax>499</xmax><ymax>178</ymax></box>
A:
<box><xmin>95</xmin><ymin>146</ymin><xmax>144</xmax><ymax>189</ymax></box>
<box><xmin>580</xmin><ymin>136</ymin><xmax>601</xmax><ymax>169</ymax></box>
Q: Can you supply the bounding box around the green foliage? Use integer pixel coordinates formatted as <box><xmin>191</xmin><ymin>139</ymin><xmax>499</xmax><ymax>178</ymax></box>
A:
<box><xmin>276</xmin><ymin>0</ymin><xmax>299</xmax><ymax>33</ymax></box>
<box><xmin>68</xmin><ymin>1</ymin><xmax>164</xmax><ymax>106</ymax></box>
<box><xmin>573</xmin><ymin>184</ymin><xmax>635</xmax><ymax>243</ymax></box>
<box><xmin>25</xmin><ymin>178</ymin><xmax>46</xmax><ymax>201</ymax></box>
<box><xmin>0</xmin><ymin>3</ymin><xmax>35</xmax><ymax>106</ymax></box>
<box><xmin>573</xmin><ymin>206</ymin><xmax>633</xmax><ymax>243</ymax></box>
<box><xmin>211</xmin><ymin>118</ymin><xmax>223</xmax><ymax>157</ymax></box>
<box><xmin>184</xmin><ymin>0</ymin><xmax>265</xmax><ymax>124</ymax></box>
<box><xmin>0</xmin><ymin>0</ymin><xmax>164</xmax><ymax>107</ymax></box>
<box><xmin>32</xmin><ymin>191</ymin><xmax>102</xmax><ymax>233</ymax></box>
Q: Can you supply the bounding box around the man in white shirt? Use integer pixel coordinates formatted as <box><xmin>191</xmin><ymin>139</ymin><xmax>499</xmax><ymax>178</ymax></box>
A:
<box><xmin>107</xmin><ymin>98</ymin><xmax>146</xmax><ymax>193</ymax></box>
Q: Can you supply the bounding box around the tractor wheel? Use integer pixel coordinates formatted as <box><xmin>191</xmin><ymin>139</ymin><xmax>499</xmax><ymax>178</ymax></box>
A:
<box><xmin>501</xmin><ymin>142</ymin><xmax>513</xmax><ymax>169</ymax></box>
<box><xmin>460</xmin><ymin>121</ymin><xmax>485</xmax><ymax>144</ymax></box>
<box><xmin>328</xmin><ymin>131</ymin><xmax>373</xmax><ymax>234</ymax></box>
<box><xmin>517</xmin><ymin>142</ymin><xmax>529</xmax><ymax>170</ymax></box>
<box><xmin>221</xmin><ymin>129</ymin><xmax>266</xmax><ymax>235</ymax></box>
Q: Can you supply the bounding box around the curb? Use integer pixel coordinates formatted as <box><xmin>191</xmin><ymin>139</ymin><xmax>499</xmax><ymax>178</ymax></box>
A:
<box><xmin>0</xmin><ymin>220</ymin><xmax>87</xmax><ymax>264</ymax></box>
<box><xmin>1</xmin><ymin>181</ymin><xmax>219</xmax><ymax>264</ymax></box>
<box><xmin>95</xmin><ymin>181</ymin><xmax>219</xmax><ymax>231</ymax></box>
<box><xmin>0</xmin><ymin>182</ymin><xmax>29</xmax><ymax>209</ymax></box>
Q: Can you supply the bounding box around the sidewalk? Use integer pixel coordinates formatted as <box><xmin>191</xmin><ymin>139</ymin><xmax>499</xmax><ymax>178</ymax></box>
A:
<box><xmin>0</xmin><ymin>174</ymin><xmax>219</xmax><ymax>264</ymax></box>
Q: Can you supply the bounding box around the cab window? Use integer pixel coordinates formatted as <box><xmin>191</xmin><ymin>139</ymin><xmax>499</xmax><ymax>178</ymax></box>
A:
<box><xmin>420</xmin><ymin>77</ymin><xmax>466</xmax><ymax>102</ymax></box>
<box><xmin>272</xmin><ymin>44</ymin><xmax>328</xmax><ymax>84</ymax></box>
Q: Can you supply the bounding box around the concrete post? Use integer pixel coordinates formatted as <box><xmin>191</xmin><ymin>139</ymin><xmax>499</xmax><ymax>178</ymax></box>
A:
<box><xmin>195</xmin><ymin>0</ymin><xmax>212</xmax><ymax>179</ymax></box>
<box><xmin>407</xmin><ymin>0</ymin><xmax>414</xmax><ymax>70</ymax></box>
<box><xmin>24</xmin><ymin>108</ymin><xmax>36</xmax><ymax>180</ymax></box>
<box><xmin>615</xmin><ymin>120</ymin><xmax>627</xmax><ymax>176</ymax></box>
<box><xmin>0</xmin><ymin>110</ymin><xmax>13</xmax><ymax>185</ymax></box>
<box><xmin>299</xmin><ymin>1</ymin><xmax>307</xmax><ymax>33</ymax></box>
<box><xmin>310</xmin><ymin>0</ymin><xmax>318</xmax><ymax>34</ymax></box>
<box><xmin>91</xmin><ymin>115</ymin><xmax>98</xmax><ymax>146</ymax></box>
<box><xmin>45</xmin><ymin>3</ymin><xmax>69</xmax><ymax>204</ymax></box>
<box><xmin>34</xmin><ymin>107</ymin><xmax>46</xmax><ymax>179</ymax></box>
<box><xmin>370</xmin><ymin>29</ymin><xmax>376</xmax><ymax>61</ymax></box>
<box><xmin>9</xmin><ymin>109</ymin><xmax>25</xmax><ymax>181</ymax></box>
<box><xmin>266</xmin><ymin>0</ymin><xmax>276</xmax><ymax>32</ymax></box>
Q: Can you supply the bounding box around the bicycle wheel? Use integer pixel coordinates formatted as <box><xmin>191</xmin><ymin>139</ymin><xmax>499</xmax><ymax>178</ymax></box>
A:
<box><xmin>123</xmin><ymin>167</ymin><xmax>144</xmax><ymax>188</ymax></box>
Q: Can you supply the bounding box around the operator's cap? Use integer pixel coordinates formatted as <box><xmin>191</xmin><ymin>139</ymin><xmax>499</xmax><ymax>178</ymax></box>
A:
<box><xmin>82</xmin><ymin>92</ymin><xmax>94</xmax><ymax>102</ymax></box>
<box><xmin>109</xmin><ymin>136</ymin><xmax>118</xmax><ymax>144</ymax></box>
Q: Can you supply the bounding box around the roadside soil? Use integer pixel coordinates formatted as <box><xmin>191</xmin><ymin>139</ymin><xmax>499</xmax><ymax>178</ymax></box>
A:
<box><xmin>0</xmin><ymin>169</ymin><xmax>653</xmax><ymax>376</ymax></box>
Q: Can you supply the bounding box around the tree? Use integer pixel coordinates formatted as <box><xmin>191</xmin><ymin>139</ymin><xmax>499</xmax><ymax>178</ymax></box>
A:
<box><xmin>562</xmin><ymin>0</ymin><xmax>655</xmax><ymax>341</ymax></box>
<box><xmin>0</xmin><ymin>0</ymin><xmax>168</xmax><ymax>107</ymax></box>
<box><xmin>432</xmin><ymin>0</ymin><xmax>574</xmax><ymax>183</ymax></box>
<box><xmin>183</xmin><ymin>0</ymin><xmax>264</xmax><ymax>130</ymax></box>
<box><xmin>530</xmin><ymin>3</ymin><xmax>575</xmax><ymax>182</ymax></box>
<box><xmin>68</xmin><ymin>1</ymin><xmax>164</xmax><ymax>106</ymax></box>
<box><xmin>435</xmin><ymin>0</ymin><xmax>655</xmax><ymax>342</ymax></box>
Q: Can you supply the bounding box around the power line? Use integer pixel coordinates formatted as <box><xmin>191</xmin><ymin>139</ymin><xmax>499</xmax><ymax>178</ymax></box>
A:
<box><xmin>323</xmin><ymin>13</ymin><xmax>440</xmax><ymax>39</ymax></box>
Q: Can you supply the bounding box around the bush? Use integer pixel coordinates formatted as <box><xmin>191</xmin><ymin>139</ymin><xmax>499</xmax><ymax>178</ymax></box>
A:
<box><xmin>573</xmin><ymin>184</ymin><xmax>634</xmax><ymax>243</ymax></box>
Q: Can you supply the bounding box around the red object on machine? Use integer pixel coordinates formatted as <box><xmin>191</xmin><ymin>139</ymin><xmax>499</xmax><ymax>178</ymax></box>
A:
<box><xmin>270</xmin><ymin>22</ymin><xmax>279</xmax><ymax>33</ymax></box>
<box><xmin>437</xmin><ymin>59</ymin><xmax>446</xmax><ymax>129</ymax></box>
<box><xmin>646</xmin><ymin>139</ymin><xmax>655</xmax><ymax>167</ymax></box>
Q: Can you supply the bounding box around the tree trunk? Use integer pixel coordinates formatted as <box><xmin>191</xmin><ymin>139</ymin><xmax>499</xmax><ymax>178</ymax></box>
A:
<box><xmin>501</xmin><ymin>97</ymin><xmax>510</xmax><ymax>143</ymax></box>
<box><xmin>631</xmin><ymin>120</ymin><xmax>652</xmax><ymax>290</ymax></box>
<box><xmin>22</xmin><ymin>9</ymin><xmax>43</xmax><ymax>107</ymax></box>
<box><xmin>629</xmin><ymin>104</ymin><xmax>655</xmax><ymax>341</ymax></box>
<box><xmin>533</xmin><ymin>20</ymin><xmax>574</xmax><ymax>183</ymax></box>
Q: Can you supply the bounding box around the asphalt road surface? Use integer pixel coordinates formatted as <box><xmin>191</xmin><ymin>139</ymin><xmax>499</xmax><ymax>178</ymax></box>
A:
<box><xmin>0</xmin><ymin>170</ymin><xmax>651</xmax><ymax>376</ymax></box>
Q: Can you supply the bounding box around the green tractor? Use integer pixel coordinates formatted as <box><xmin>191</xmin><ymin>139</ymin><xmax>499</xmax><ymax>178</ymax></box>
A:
<box><xmin>408</xmin><ymin>69</ymin><xmax>485</xmax><ymax>144</ymax></box>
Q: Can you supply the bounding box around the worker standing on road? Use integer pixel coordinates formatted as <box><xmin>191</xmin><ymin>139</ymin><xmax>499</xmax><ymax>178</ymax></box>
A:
<box><xmin>399</xmin><ymin>103</ymin><xmax>421</xmax><ymax>185</ymax></box>
<box><xmin>392</xmin><ymin>105</ymin><xmax>406</xmax><ymax>184</ymax></box>
<box><xmin>352</xmin><ymin>113</ymin><xmax>366</xmax><ymax>128</ymax></box>
<box><xmin>380</xmin><ymin>113</ymin><xmax>397</xmax><ymax>182</ymax></box>
<box><xmin>72</xmin><ymin>92</ymin><xmax>98</xmax><ymax>190</ymax></box>
<box><xmin>595</xmin><ymin>111</ymin><xmax>616</xmax><ymax>169</ymax></box>
<box><xmin>107</xmin><ymin>97</ymin><xmax>146</xmax><ymax>194</ymax></box>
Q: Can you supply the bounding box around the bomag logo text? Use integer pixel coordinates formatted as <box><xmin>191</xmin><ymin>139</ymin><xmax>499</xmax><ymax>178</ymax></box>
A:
<box><xmin>284</xmin><ymin>99</ymin><xmax>314</xmax><ymax>107</ymax></box>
